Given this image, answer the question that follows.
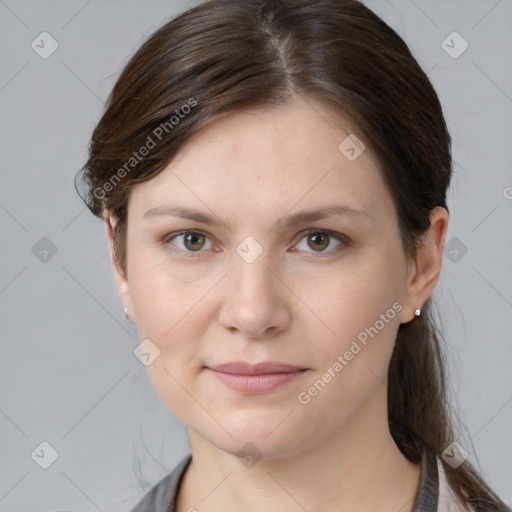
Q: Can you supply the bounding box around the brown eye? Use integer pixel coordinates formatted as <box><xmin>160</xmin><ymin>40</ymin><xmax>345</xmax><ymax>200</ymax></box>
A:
<box><xmin>183</xmin><ymin>232</ymin><xmax>206</xmax><ymax>251</ymax></box>
<box><xmin>165</xmin><ymin>231</ymin><xmax>213</xmax><ymax>254</ymax></box>
<box><xmin>307</xmin><ymin>231</ymin><xmax>330</xmax><ymax>251</ymax></box>
<box><xmin>293</xmin><ymin>229</ymin><xmax>347</xmax><ymax>257</ymax></box>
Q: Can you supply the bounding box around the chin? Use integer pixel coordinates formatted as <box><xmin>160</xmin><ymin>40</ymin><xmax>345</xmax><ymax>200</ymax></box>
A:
<box><xmin>199</xmin><ymin>416</ymin><xmax>308</xmax><ymax>462</ymax></box>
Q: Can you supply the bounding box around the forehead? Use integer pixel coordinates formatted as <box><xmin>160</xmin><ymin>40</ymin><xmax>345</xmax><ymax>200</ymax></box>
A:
<box><xmin>128</xmin><ymin>97</ymin><xmax>390</xmax><ymax>223</ymax></box>
<box><xmin>169</xmin><ymin>97</ymin><xmax>374</xmax><ymax>172</ymax></box>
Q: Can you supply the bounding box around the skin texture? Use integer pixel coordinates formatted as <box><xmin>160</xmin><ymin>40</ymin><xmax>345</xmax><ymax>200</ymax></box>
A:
<box><xmin>105</xmin><ymin>97</ymin><xmax>448</xmax><ymax>512</ymax></box>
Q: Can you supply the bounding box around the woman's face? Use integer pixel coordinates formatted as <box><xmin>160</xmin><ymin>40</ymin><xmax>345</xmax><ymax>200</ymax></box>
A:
<box><xmin>110</xmin><ymin>97</ymin><xmax>438</xmax><ymax>459</ymax></box>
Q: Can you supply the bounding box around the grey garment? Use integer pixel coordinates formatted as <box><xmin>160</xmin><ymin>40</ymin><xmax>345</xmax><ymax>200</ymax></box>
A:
<box><xmin>126</xmin><ymin>445</ymin><xmax>504</xmax><ymax>512</ymax></box>
<box><xmin>129</xmin><ymin>453</ymin><xmax>192</xmax><ymax>512</ymax></box>
<box><xmin>128</xmin><ymin>450</ymin><xmax>436</xmax><ymax>512</ymax></box>
<box><xmin>411</xmin><ymin>443</ymin><xmax>439</xmax><ymax>511</ymax></box>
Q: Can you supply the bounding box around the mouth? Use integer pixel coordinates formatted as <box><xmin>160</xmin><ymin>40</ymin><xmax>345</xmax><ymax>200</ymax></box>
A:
<box><xmin>205</xmin><ymin>361</ymin><xmax>308</xmax><ymax>394</ymax></box>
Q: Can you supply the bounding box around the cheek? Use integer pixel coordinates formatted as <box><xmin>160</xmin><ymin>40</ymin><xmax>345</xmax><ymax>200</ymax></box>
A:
<box><xmin>128</xmin><ymin>257</ymin><xmax>216</xmax><ymax>403</ymax></box>
<box><xmin>295</xmin><ymin>276</ymin><xmax>401</xmax><ymax>431</ymax></box>
<box><xmin>317</xmin><ymin>255</ymin><xmax>403</xmax><ymax>336</ymax></box>
<box><xmin>128</xmin><ymin>253</ymin><xmax>218</xmax><ymax>339</ymax></box>
<box><xmin>143</xmin><ymin>361</ymin><xmax>199</xmax><ymax>431</ymax></box>
<box><xmin>306</xmin><ymin>253</ymin><xmax>404</xmax><ymax>385</ymax></box>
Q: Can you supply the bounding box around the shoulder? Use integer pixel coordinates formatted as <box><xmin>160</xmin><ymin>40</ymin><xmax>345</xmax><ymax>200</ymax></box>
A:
<box><xmin>129</xmin><ymin>454</ymin><xmax>192</xmax><ymax>512</ymax></box>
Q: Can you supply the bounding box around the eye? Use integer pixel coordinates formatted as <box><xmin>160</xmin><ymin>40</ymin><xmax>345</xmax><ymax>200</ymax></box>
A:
<box><xmin>162</xmin><ymin>229</ymin><xmax>349</xmax><ymax>258</ymax></box>
<box><xmin>292</xmin><ymin>229</ymin><xmax>348</xmax><ymax>257</ymax></box>
<box><xmin>164</xmin><ymin>231</ymin><xmax>214</xmax><ymax>255</ymax></box>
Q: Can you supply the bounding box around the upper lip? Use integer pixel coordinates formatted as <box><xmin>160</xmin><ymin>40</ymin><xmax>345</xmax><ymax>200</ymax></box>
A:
<box><xmin>208</xmin><ymin>361</ymin><xmax>306</xmax><ymax>375</ymax></box>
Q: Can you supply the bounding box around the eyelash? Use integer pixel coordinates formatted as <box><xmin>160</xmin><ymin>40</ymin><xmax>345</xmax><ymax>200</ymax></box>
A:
<box><xmin>162</xmin><ymin>229</ymin><xmax>349</xmax><ymax>258</ymax></box>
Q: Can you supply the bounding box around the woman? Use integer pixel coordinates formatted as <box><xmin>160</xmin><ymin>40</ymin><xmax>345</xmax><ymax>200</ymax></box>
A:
<box><xmin>76</xmin><ymin>0</ymin><xmax>511</xmax><ymax>510</ymax></box>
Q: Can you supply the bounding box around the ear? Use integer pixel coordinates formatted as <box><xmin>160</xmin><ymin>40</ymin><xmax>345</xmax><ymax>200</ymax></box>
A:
<box><xmin>399</xmin><ymin>206</ymin><xmax>449</xmax><ymax>324</ymax></box>
<box><xmin>103</xmin><ymin>209</ymin><xmax>134</xmax><ymax>321</ymax></box>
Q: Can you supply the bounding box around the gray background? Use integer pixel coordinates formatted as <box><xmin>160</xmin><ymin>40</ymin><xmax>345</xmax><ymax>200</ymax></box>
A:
<box><xmin>0</xmin><ymin>0</ymin><xmax>511</xmax><ymax>510</ymax></box>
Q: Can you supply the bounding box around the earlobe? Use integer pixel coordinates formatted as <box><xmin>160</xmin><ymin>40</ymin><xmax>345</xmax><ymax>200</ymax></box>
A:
<box><xmin>400</xmin><ymin>206</ymin><xmax>449</xmax><ymax>323</ymax></box>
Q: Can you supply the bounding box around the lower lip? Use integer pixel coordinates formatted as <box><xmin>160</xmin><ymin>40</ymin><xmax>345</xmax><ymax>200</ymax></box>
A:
<box><xmin>207</xmin><ymin>368</ymin><xmax>306</xmax><ymax>393</ymax></box>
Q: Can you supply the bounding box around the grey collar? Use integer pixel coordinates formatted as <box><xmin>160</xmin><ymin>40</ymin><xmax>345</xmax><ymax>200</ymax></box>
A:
<box><xmin>410</xmin><ymin>444</ymin><xmax>439</xmax><ymax>511</ymax></box>
<box><xmin>164</xmin><ymin>447</ymin><xmax>439</xmax><ymax>512</ymax></box>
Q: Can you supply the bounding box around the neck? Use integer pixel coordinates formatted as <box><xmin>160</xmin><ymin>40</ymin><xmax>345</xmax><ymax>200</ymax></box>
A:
<box><xmin>176</xmin><ymin>386</ymin><xmax>421</xmax><ymax>512</ymax></box>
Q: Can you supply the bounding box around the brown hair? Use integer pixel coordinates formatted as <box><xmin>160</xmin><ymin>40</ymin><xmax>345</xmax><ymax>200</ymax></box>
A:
<box><xmin>76</xmin><ymin>0</ymin><xmax>509</xmax><ymax>509</ymax></box>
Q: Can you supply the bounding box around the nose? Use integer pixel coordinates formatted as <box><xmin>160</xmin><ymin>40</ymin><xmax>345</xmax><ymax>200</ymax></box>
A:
<box><xmin>218</xmin><ymin>251</ymin><xmax>291</xmax><ymax>339</ymax></box>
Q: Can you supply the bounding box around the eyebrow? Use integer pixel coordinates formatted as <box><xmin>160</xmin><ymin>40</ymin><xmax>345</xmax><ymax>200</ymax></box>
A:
<box><xmin>142</xmin><ymin>204</ymin><xmax>370</xmax><ymax>230</ymax></box>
